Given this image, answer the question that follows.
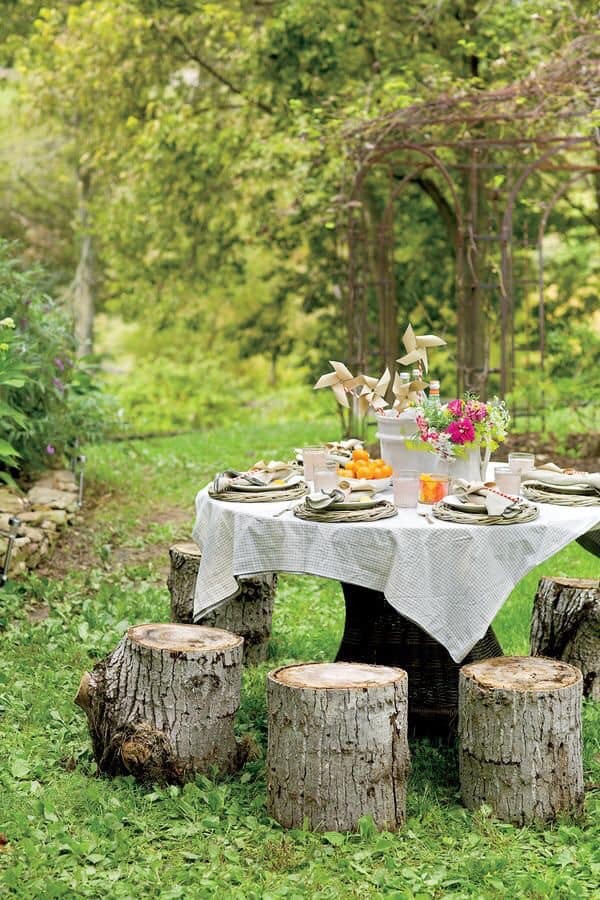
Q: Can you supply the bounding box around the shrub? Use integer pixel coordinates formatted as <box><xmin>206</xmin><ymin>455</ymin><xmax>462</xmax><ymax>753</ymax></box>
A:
<box><xmin>0</xmin><ymin>241</ymin><xmax>114</xmax><ymax>478</ymax></box>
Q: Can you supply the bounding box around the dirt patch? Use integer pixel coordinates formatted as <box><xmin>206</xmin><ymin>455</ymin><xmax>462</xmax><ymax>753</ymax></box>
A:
<box><xmin>501</xmin><ymin>432</ymin><xmax>599</xmax><ymax>473</ymax></box>
<box><xmin>36</xmin><ymin>482</ymin><xmax>193</xmax><ymax>581</ymax></box>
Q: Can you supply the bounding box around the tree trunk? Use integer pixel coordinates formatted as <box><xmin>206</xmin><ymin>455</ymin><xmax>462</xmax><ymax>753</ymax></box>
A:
<box><xmin>530</xmin><ymin>576</ymin><xmax>600</xmax><ymax>700</ymax></box>
<box><xmin>459</xmin><ymin>656</ymin><xmax>584</xmax><ymax>825</ymax></box>
<box><xmin>460</xmin><ymin>148</ymin><xmax>489</xmax><ymax>396</ymax></box>
<box><xmin>75</xmin><ymin>623</ymin><xmax>244</xmax><ymax>783</ymax></box>
<box><xmin>266</xmin><ymin>662</ymin><xmax>409</xmax><ymax>832</ymax></box>
<box><xmin>167</xmin><ymin>542</ymin><xmax>276</xmax><ymax>664</ymax></box>
<box><xmin>72</xmin><ymin>170</ymin><xmax>95</xmax><ymax>357</ymax></box>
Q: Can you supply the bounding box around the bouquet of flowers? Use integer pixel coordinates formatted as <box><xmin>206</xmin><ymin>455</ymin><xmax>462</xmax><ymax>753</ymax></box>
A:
<box><xmin>415</xmin><ymin>395</ymin><xmax>510</xmax><ymax>460</ymax></box>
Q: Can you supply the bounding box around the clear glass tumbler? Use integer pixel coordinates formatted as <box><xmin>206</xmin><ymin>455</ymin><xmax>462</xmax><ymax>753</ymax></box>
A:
<box><xmin>418</xmin><ymin>472</ymin><xmax>449</xmax><ymax>504</ymax></box>
<box><xmin>392</xmin><ymin>470</ymin><xmax>420</xmax><ymax>508</ymax></box>
<box><xmin>494</xmin><ymin>465</ymin><xmax>522</xmax><ymax>496</ymax></box>
<box><xmin>508</xmin><ymin>452</ymin><xmax>535</xmax><ymax>478</ymax></box>
<box><xmin>314</xmin><ymin>459</ymin><xmax>339</xmax><ymax>492</ymax></box>
<box><xmin>302</xmin><ymin>445</ymin><xmax>327</xmax><ymax>486</ymax></box>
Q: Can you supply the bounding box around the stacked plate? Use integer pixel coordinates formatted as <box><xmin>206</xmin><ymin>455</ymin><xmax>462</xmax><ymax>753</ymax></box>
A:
<box><xmin>433</xmin><ymin>492</ymin><xmax>539</xmax><ymax>525</ymax></box>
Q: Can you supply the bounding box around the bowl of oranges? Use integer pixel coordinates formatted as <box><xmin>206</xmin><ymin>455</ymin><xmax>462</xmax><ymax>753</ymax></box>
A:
<box><xmin>338</xmin><ymin>449</ymin><xmax>393</xmax><ymax>491</ymax></box>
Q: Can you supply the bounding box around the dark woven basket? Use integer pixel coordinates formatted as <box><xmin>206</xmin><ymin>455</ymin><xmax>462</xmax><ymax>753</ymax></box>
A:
<box><xmin>335</xmin><ymin>582</ymin><xmax>503</xmax><ymax>740</ymax></box>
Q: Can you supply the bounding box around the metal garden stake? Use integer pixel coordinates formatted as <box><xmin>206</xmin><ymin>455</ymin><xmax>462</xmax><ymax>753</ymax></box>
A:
<box><xmin>1</xmin><ymin>516</ymin><xmax>21</xmax><ymax>587</ymax></box>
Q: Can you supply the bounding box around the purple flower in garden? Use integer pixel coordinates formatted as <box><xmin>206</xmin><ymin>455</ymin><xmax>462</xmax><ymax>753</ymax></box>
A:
<box><xmin>52</xmin><ymin>376</ymin><xmax>65</xmax><ymax>394</ymax></box>
<box><xmin>446</xmin><ymin>417</ymin><xmax>476</xmax><ymax>445</ymax></box>
<box><xmin>447</xmin><ymin>399</ymin><xmax>464</xmax><ymax>417</ymax></box>
<box><xmin>46</xmin><ymin>444</ymin><xmax>55</xmax><ymax>455</ymax></box>
<box><xmin>54</xmin><ymin>357</ymin><xmax>65</xmax><ymax>371</ymax></box>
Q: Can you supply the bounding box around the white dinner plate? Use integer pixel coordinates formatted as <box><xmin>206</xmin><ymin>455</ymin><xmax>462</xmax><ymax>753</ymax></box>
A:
<box><xmin>523</xmin><ymin>480</ymin><xmax>596</xmax><ymax>495</ymax></box>
<box><xmin>443</xmin><ymin>493</ymin><xmax>489</xmax><ymax>513</ymax></box>
<box><xmin>340</xmin><ymin>476</ymin><xmax>392</xmax><ymax>492</ymax></box>
<box><xmin>229</xmin><ymin>476</ymin><xmax>303</xmax><ymax>492</ymax></box>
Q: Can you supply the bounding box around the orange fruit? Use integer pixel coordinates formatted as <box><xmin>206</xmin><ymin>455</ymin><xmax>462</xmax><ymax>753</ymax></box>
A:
<box><xmin>352</xmin><ymin>449</ymin><xmax>369</xmax><ymax>461</ymax></box>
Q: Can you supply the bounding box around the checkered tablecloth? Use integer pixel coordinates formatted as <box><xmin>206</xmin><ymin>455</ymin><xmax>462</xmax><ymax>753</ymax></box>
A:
<box><xmin>192</xmin><ymin>487</ymin><xmax>600</xmax><ymax>663</ymax></box>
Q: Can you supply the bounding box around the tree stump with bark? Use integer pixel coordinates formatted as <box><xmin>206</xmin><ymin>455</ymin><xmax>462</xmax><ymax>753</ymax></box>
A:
<box><xmin>75</xmin><ymin>623</ymin><xmax>244</xmax><ymax>784</ymax></box>
<box><xmin>266</xmin><ymin>662</ymin><xmax>409</xmax><ymax>832</ymax></box>
<box><xmin>530</xmin><ymin>576</ymin><xmax>600</xmax><ymax>700</ymax></box>
<box><xmin>459</xmin><ymin>656</ymin><xmax>584</xmax><ymax>825</ymax></box>
<box><xmin>167</xmin><ymin>542</ymin><xmax>276</xmax><ymax>665</ymax></box>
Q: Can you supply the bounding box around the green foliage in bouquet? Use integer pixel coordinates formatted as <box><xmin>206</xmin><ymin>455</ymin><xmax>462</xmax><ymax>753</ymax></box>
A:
<box><xmin>415</xmin><ymin>394</ymin><xmax>510</xmax><ymax>460</ymax></box>
<box><xmin>0</xmin><ymin>241</ymin><xmax>115</xmax><ymax>477</ymax></box>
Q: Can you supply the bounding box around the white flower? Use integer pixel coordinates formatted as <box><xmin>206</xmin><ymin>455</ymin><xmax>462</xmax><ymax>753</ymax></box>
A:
<box><xmin>0</xmin><ymin>317</ymin><xmax>15</xmax><ymax>329</ymax></box>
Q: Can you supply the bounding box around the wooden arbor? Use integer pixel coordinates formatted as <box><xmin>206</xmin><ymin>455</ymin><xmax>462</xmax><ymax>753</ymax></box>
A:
<box><xmin>340</xmin><ymin>37</ymin><xmax>599</xmax><ymax>406</ymax></box>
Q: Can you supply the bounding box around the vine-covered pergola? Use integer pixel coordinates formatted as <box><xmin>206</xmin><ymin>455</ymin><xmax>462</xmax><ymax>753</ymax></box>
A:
<box><xmin>339</xmin><ymin>36</ymin><xmax>599</xmax><ymax>407</ymax></box>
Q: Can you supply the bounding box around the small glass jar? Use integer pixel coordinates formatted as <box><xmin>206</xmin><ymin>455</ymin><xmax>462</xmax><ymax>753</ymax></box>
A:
<box><xmin>393</xmin><ymin>469</ymin><xmax>420</xmax><ymax>508</ymax></box>
<box><xmin>494</xmin><ymin>465</ymin><xmax>522</xmax><ymax>497</ymax></box>
<box><xmin>313</xmin><ymin>459</ymin><xmax>339</xmax><ymax>492</ymax></box>
<box><xmin>418</xmin><ymin>473</ymin><xmax>449</xmax><ymax>504</ymax></box>
<box><xmin>508</xmin><ymin>452</ymin><xmax>535</xmax><ymax>475</ymax></box>
<box><xmin>302</xmin><ymin>445</ymin><xmax>327</xmax><ymax>484</ymax></box>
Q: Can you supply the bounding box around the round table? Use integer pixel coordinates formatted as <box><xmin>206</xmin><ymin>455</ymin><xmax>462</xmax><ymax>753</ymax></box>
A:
<box><xmin>192</xmin><ymin>488</ymin><xmax>600</xmax><ymax>737</ymax></box>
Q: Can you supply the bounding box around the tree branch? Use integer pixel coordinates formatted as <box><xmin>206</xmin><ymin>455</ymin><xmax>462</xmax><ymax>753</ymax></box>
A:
<box><xmin>161</xmin><ymin>28</ymin><xmax>273</xmax><ymax>116</ymax></box>
<box><xmin>393</xmin><ymin>171</ymin><xmax>458</xmax><ymax>244</ymax></box>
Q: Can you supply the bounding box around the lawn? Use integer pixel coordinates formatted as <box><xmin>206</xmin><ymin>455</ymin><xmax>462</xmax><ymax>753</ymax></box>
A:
<box><xmin>0</xmin><ymin>418</ymin><xmax>598</xmax><ymax>898</ymax></box>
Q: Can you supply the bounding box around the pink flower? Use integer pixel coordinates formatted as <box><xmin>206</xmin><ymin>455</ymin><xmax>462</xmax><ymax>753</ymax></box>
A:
<box><xmin>446</xmin><ymin>417</ymin><xmax>475</xmax><ymax>445</ymax></box>
<box><xmin>447</xmin><ymin>399</ymin><xmax>464</xmax><ymax>417</ymax></box>
<box><xmin>46</xmin><ymin>444</ymin><xmax>55</xmax><ymax>455</ymax></box>
<box><xmin>465</xmin><ymin>401</ymin><xmax>486</xmax><ymax>422</ymax></box>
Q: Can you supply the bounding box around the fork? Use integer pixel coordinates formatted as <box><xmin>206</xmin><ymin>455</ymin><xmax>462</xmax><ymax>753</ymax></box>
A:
<box><xmin>273</xmin><ymin>502</ymin><xmax>302</xmax><ymax>517</ymax></box>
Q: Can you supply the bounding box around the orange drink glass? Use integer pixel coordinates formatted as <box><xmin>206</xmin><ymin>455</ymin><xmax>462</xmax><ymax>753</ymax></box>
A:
<box><xmin>418</xmin><ymin>473</ymin><xmax>449</xmax><ymax>504</ymax></box>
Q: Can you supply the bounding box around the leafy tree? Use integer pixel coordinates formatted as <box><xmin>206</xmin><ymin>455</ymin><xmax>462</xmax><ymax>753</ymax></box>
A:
<box><xmin>2</xmin><ymin>1</ymin><xmax>597</xmax><ymax>427</ymax></box>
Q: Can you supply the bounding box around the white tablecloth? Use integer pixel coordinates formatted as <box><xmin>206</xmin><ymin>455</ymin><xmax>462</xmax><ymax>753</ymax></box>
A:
<box><xmin>192</xmin><ymin>487</ymin><xmax>600</xmax><ymax>662</ymax></box>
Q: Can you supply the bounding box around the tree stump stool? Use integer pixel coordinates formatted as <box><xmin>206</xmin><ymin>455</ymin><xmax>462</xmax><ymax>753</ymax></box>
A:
<box><xmin>266</xmin><ymin>662</ymin><xmax>409</xmax><ymax>832</ymax></box>
<box><xmin>459</xmin><ymin>656</ymin><xmax>584</xmax><ymax>825</ymax></box>
<box><xmin>75</xmin><ymin>623</ymin><xmax>244</xmax><ymax>784</ymax></box>
<box><xmin>167</xmin><ymin>542</ymin><xmax>276</xmax><ymax>665</ymax></box>
<box><xmin>530</xmin><ymin>576</ymin><xmax>600</xmax><ymax>700</ymax></box>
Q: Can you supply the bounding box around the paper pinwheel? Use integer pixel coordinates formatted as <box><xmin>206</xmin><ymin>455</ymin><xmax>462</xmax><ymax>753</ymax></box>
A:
<box><xmin>314</xmin><ymin>361</ymin><xmax>363</xmax><ymax>408</ymax></box>
<box><xmin>397</xmin><ymin>323</ymin><xmax>446</xmax><ymax>374</ymax></box>
<box><xmin>356</xmin><ymin>368</ymin><xmax>391</xmax><ymax>417</ymax></box>
<box><xmin>392</xmin><ymin>371</ymin><xmax>428</xmax><ymax>412</ymax></box>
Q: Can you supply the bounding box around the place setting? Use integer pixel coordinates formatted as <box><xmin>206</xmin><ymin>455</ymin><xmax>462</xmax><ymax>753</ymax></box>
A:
<box><xmin>520</xmin><ymin>462</ymin><xmax>600</xmax><ymax>507</ymax></box>
<box><xmin>292</xmin><ymin>444</ymin><xmax>396</xmax><ymax>522</ymax></box>
<box><xmin>431</xmin><ymin>478</ymin><xmax>539</xmax><ymax>526</ymax></box>
<box><xmin>208</xmin><ymin>459</ymin><xmax>307</xmax><ymax>503</ymax></box>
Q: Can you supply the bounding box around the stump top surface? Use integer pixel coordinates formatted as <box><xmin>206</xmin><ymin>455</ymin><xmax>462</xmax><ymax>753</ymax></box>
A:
<box><xmin>128</xmin><ymin>623</ymin><xmax>243</xmax><ymax>653</ymax></box>
<box><xmin>170</xmin><ymin>541</ymin><xmax>202</xmax><ymax>558</ymax></box>
<box><xmin>270</xmin><ymin>662</ymin><xmax>406</xmax><ymax>690</ymax></box>
<box><xmin>461</xmin><ymin>655</ymin><xmax>582</xmax><ymax>691</ymax></box>
<box><xmin>540</xmin><ymin>576</ymin><xmax>599</xmax><ymax>591</ymax></box>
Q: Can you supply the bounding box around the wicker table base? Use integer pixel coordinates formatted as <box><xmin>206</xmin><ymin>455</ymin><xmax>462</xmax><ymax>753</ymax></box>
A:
<box><xmin>336</xmin><ymin>583</ymin><xmax>503</xmax><ymax>740</ymax></box>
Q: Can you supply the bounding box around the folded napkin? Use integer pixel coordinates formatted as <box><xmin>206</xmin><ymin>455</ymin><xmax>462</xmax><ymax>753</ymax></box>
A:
<box><xmin>452</xmin><ymin>479</ymin><xmax>521</xmax><ymax>516</ymax></box>
<box><xmin>212</xmin><ymin>462</ymin><xmax>301</xmax><ymax>494</ymax></box>
<box><xmin>305</xmin><ymin>482</ymin><xmax>376</xmax><ymax>510</ymax></box>
<box><xmin>523</xmin><ymin>463</ymin><xmax>600</xmax><ymax>494</ymax></box>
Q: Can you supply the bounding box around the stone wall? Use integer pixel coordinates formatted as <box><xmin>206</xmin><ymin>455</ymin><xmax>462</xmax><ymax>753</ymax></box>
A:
<box><xmin>0</xmin><ymin>470</ymin><xmax>79</xmax><ymax>577</ymax></box>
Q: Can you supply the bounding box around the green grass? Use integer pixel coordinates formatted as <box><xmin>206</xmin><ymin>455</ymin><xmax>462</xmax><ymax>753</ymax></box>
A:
<box><xmin>0</xmin><ymin>420</ymin><xmax>598</xmax><ymax>898</ymax></box>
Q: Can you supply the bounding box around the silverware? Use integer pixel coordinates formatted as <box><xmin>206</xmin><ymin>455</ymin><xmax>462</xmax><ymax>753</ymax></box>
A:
<box><xmin>273</xmin><ymin>502</ymin><xmax>303</xmax><ymax>517</ymax></box>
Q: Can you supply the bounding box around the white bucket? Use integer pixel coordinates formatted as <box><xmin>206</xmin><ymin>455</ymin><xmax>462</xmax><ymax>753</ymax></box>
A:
<box><xmin>375</xmin><ymin>410</ymin><xmax>443</xmax><ymax>476</ymax></box>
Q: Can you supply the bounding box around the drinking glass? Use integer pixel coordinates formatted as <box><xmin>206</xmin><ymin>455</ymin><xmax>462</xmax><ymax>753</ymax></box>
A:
<box><xmin>494</xmin><ymin>465</ymin><xmax>522</xmax><ymax>496</ymax></box>
<box><xmin>392</xmin><ymin>470</ymin><xmax>420</xmax><ymax>508</ymax></box>
<box><xmin>314</xmin><ymin>459</ymin><xmax>339</xmax><ymax>492</ymax></box>
<box><xmin>302</xmin><ymin>445</ymin><xmax>326</xmax><ymax>486</ymax></box>
<box><xmin>418</xmin><ymin>473</ymin><xmax>449</xmax><ymax>504</ymax></box>
<box><xmin>508</xmin><ymin>452</ymin><xmax>535</xmax><ymax>477</ymax></box>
